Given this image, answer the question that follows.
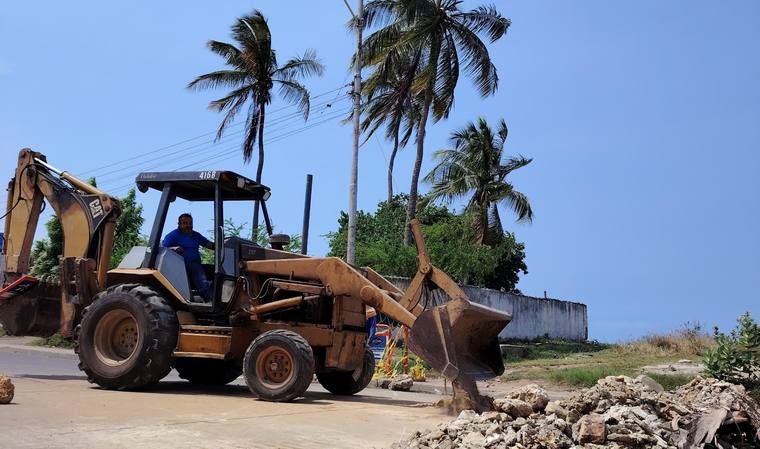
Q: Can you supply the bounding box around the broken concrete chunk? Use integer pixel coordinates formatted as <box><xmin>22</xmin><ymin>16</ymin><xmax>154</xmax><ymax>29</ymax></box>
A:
<box><xmin>0</xmin><ymin>374</ymin><xmax>14</xmax><ymax>404</ymax></box>
<box><xmin>394</xmin><ymin>375</ymin><xmax>760</xmax><ymax>449</ymax></box>
<box><xmin>390</xmin><ymin>375</ymin><xmax>413</xmax><ymax>391</ymax></box>
<box><xmin>460</xmin><ymin>431</ymin><xmax>486</xmax><ymax>447</ymax></box>
<box><xmin>635</xmin><ymin>374</ymin><xmax>665</xmax><ymax>393</ymax></box>
<box><xmin>575</xmin><ymin>413</ymin><xmax>606</xmax><ymax>444</ymax></box>
<box><xmin>504</xmin><ymin>383</ymin><xmax>550</xmax><ymax>412</ymax></box>
<box><xmin>545</xmin><ymin>400</ymin><xmax>570</xmax><ymax>419</ymax></box>
<box><xmin>493</xmin><ymin>398</ymin><xmax>533</xmax><ymax>418</ymax></box>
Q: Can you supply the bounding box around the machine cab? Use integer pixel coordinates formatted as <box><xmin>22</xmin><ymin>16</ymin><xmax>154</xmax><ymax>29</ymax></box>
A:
<box><xmin>130</xmin><ymin>170</ymin><xmax>274</xmax><ymax>314</ymax></box>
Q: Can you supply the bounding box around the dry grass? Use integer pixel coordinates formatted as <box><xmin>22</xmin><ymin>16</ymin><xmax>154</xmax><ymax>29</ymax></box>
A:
<box><xmin>612</xmin><ymin>323</ymin><xmax>715</xmax><ymax>357</ymax></box>
<box><xmin>503</xmin><ymin>324</ymin><xmax>715</xmax><ymax>388</ymax></box>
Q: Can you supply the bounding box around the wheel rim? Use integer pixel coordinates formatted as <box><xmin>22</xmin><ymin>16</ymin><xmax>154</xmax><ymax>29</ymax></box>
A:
<box><xmin>255</xmin><ymin>346</ymin><xmax>294</xmax><ymax>389</ymax></box>
<box><xmin>93</xmin><ymin>309</ymin><xmax>140</xmax><ymax>367</ymax></box>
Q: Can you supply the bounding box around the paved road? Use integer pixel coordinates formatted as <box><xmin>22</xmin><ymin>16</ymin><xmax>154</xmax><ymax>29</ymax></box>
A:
<box><xmin>0</xmin><ymin>339</ymin><xmax>450</xmax><ymax>449</ymax></box>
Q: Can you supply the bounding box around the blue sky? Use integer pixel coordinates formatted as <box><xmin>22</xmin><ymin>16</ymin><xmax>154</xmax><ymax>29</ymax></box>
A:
<box><xmin>1</xmin><ymin>1</ymin><xmax>758</xmax><ymax>341</ymax></box>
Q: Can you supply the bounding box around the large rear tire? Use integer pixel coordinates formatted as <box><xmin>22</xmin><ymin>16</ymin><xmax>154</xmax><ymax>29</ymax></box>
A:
<box><xmin>243</xmin><ymin>330</ymin><xmax>314</xmax><ymax>402</ymax></box>
<box><xmin>75</xmin><ymin>284</ymin><xmax>178</xmax><ymax>390</ymax></box>
<box><xmin>174</xmin><ymin>358</ymin><xmax>242</xmax><ymax>386</ymax></box>
<box><xmin>316</xmin><ymin>347</ymin><xmax>375</xmax><ymax>395</ymax></box>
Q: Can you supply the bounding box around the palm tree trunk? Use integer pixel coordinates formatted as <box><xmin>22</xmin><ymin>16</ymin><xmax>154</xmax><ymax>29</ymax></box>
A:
<box><xmin>404</xmin><ymin>38</ymin><xmax>441</xmax><ymax>244</ymax></box>
<box><xmin>252</xmin><ymin>106</ymin><xmax>266</xmax><ymax>238</ymax></box>
<box><xmin>387</xmin><ymin>131</ymin><xmax>399</xmax><ymax>203</ymax></box>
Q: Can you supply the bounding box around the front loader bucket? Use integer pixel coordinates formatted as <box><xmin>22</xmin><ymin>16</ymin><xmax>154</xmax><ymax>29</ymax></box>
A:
<box><xmin>0</xmin><ymin>281</ymin><xmax>61</xmax><ymax>337</ymax></box>
<box><xmin>408</xmin><ymin>297</ymin><xmax>510</xmax><ymax>411</ymax></box>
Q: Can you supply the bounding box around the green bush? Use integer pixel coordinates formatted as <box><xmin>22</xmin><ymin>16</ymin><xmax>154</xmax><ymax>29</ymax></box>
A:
<box><xmin>32</xmin><ymin>332</ymin><xmax>75</xmax><ymax>349</ymax></box>
<box><xmin>703</xmin><ymin>312</ymin><xmax>759</xmax><ymax>387</ymax></box>
<box><xmin>327</xmin><ymin>194</ymin><xmax>528</xmax><ymax>292</ymax></box>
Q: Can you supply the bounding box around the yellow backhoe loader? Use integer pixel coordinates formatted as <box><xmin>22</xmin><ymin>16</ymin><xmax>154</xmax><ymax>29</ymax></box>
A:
<box><xmin>1</xmin><ymin>148</ymin><xmax>511</xmax><ymax>410</ymax></box>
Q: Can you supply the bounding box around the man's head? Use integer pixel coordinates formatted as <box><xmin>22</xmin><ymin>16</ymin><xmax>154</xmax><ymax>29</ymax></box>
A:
<box><xmin>178</xmin><ymin>213</ymin><xmax>193</xmax><ymax>234</ymax></box>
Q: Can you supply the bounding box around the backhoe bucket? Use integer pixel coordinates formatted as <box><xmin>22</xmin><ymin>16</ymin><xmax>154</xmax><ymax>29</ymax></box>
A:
<box><xmin>0</xmin><ymin>281</ymin><xmax>61</xmax><ymax>337</ymax></box>
<box><xmin>408</xmin><ymin>296</ymin><xmax>510</xmax><ymax>410</ymax></box>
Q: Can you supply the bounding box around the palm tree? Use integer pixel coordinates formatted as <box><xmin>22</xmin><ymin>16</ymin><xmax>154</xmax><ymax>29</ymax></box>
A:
<box><xmin>424</xmin><ymin>118</ymin><xmax>533</xmax><ymax>245</ymax></box>
<box><xmin>361</xmin><ymin>49</ymin><xmax>423</xmax><ymax>202</ymax></box>
<box><xmin>188</xmin><ymin>10</ymin><xmax>324</xmax><ymax>230</ymax></box>
<box><xmin>360</xmin><ymin>1</ymin><xmax>510</xmax><ymax>242</ymax></box>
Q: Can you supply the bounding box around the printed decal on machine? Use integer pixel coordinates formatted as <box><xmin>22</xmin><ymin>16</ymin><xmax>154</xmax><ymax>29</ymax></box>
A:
<box><xmin>199</xmin><ymin>170</ymin><xmax>217</xmax><ymax>180</ymax></box>
<box><xmin>89</xmin><ymin>199</ymin><xmax>104</xmax><ymax>218</ymax></box>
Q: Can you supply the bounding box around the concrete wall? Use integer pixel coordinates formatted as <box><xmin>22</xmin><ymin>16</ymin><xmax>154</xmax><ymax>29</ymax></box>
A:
<box><xmin>387</xmin><ymin>277</ymin><xmax>588</xmax><ymax>342</ymax></box>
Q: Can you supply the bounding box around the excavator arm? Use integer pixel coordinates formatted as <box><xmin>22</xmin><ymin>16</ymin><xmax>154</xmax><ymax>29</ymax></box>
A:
<box><xmin>1</xmin><ymin>148</ymin><xmax>121</xmax><ymax>336</ymax></box>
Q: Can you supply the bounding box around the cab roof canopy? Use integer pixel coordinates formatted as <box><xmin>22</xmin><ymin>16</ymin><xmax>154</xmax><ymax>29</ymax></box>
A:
<box><xmin>135</xmin><ymin>171</ymin><xmax>270</xmax><ymax>201</ymax></box>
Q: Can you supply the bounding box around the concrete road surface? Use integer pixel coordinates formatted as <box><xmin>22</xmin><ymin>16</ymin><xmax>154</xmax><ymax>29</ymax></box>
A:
<box><xmin>0</xmin><ymin>338</ymin><xmax>450</xmax><ymax>449</ymax></box>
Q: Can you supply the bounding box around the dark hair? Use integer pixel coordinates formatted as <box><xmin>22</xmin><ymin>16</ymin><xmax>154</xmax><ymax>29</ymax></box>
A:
<box><xmin>178</xmin><ymin>213</ymin><xmax>192</xmax><ymax>224</ymax></box>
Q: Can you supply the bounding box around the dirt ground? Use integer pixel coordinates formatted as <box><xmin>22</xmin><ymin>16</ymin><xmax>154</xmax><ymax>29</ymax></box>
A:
<box><xmin>0</xmin><ymin>338</ymin><xmax>572</xmax><ymax>449</ymax></box>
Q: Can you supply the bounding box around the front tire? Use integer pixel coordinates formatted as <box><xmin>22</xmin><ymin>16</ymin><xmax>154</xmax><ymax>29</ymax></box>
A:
<box><xmin>75</xmin><ymin>284</ymin><xmax>178</xmax><ymax>389</ymax></box>
<box><xmin>316</xmin><ymin>347</ymin><xmax>375</xmax><ymax>395</ymax></box>
<box><xmin>243</xmin><ymin>330</ymin><xmax>314</xmax><ymax>402</ymax></box>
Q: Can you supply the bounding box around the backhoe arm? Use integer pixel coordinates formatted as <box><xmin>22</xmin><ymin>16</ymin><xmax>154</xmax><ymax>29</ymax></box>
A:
<box><xmin>2</xmin><ymin>148</ymin><xmax>121</xmax><ymax>336</ymax></box>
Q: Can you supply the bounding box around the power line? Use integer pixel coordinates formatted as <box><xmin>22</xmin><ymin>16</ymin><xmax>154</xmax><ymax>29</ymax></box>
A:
<box><xmin>106</xmin><ymin>107</ymin><xmax>351</xmax><ymax>196</ymax></box>
<box><xmin>88</xmin><ymin>93</ymin><xmax>350</xmax><ymax>185</ymax></box>
<box><xmin>95</xmin><ymin>101</ymin><xmax>350</xmax><ymax>191</ymax></box>
<box><xmin>75</xmin><ymin>85</ymin><xmax>348</xmax><ymax>177</ymax></box>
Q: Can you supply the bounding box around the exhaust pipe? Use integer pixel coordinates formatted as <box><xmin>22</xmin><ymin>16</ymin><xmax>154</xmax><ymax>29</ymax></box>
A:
<box><xmin>301</xmin><ymin>174</ymin><xmax>313</xmax><ymax>255</ymax></box>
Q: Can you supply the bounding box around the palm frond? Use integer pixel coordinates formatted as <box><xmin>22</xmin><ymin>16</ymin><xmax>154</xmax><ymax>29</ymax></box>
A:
<box><xmin>275</xmin><ymin>79</ymin><xmax>311</xmax><ymax>120</ymax></box>
<box><xmin>456</xmin><ymin>6</ymin><xmax>510</xmax><ymax>42</ymax></box>
<box><xmin>275</xmin><ymin>49</ymin><xmax>325</xmax><ymax>81</ymax></box>
<box><xmin>497</xmin><ymin>187</ymin><xmax>533</xmax><ymax>223</ymax></box>
<box><xmin>206</xmin><ymin>40</ymin><xmax>244</xmax><ymax>67</ymax></box>
<box><xmin>431</xmin><ymin>32</ymin><xmax>459</xmax><ymax>120</ymax></box>
<box><xmin>211</xmin><ymin>89</ymin><xmax>251</xmax><ymax>142</ymax></box>
<box><xmin>449</xmin><ymin>21</ymin><xmax>499</xmax><ymax>96</ymax></box>
<box><xmin>187</xmin><ymin>70</ymin><xmax>248</xmax><ymax>91</ymax></box>
<box><xmin>362</xmin><ymin>0</ymin><xmax>401</xmax><ymax>29</ymax></box>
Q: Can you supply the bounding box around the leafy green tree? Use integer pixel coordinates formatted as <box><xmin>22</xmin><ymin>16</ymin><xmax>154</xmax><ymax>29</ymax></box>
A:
<box><xmin>360</xmin><ymin>1</ymin><xmax>510</xmax><ymax>242</ymax></box>
<box><xmin>327</xmin><ymin>195</ymin><xmax>527</xmax><ymax>291</ymax></box>
<box><xmin>424</xmin><ymin>118</ymin><xmax>533</xmax><ymax>244</ymax></box>
<box><xmin>188</xmin><ymin>10</ymin><xmax>324</xmax><ymax>231</ymax></box>
<box><xmin>30</xmin><ymin>216</ymin><xmax>63</xmax><ymax>279</ymax></box>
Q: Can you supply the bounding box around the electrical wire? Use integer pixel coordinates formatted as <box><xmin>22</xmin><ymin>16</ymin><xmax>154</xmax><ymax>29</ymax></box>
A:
<box><xmin>102</xmin><ymin>106</ymin><xmax>350</xmax><ymax>192</ymax></box>
<box><xmin>75</xmin><ymin>85</ymin><xmax>348</xmax><ymax>177</ymax></box>
<box><xmin>105</xmin><ymin>107</ymin><xmax>351</xmax><ymax>196</ymax></box>
<box><xmin>89</xmin><ymin>93</ymin><xmax>350</xmax><ymax>186</ymax></box>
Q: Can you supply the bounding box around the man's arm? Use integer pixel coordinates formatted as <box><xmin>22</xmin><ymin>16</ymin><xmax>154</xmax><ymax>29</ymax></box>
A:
<box><xmin>195</xmin><ymin>232</ymin><xmax>214</xmax><ymax>250</ymax></box>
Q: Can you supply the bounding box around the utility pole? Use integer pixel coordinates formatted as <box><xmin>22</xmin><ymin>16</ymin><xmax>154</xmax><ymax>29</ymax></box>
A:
<box><xmin>343</xmin><ymin>0</ymin><xmax>362</xmax><ymax>265</ymax></box>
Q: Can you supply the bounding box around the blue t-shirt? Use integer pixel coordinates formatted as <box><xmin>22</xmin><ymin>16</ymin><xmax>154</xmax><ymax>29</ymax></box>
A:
<box><xmin>162</xmin><ymin>229</ymin><xmax>210</xmax><ymax>263</ymax></box>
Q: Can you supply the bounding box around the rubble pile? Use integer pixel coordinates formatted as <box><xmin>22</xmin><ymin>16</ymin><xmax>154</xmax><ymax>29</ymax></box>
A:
<box><xmin>392</xmin><ymin>376</ymin><xmax>759</xmax><ymax>449</ymax></box>
<box><xmin>0</xmin><ymin>374</ymin><xmax>14</xmax><ymax>404</ymax></box>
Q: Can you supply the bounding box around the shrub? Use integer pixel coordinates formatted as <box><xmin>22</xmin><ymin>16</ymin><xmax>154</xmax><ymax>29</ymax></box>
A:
<box><xmin>704</xmin><ymin>312</ymin><xmax>760</xmax><ymax>388</ymax></box>
<box><xmin>32</xmin><ymin>332</ymin><xmax>75</xmax><ymax>349</ymax></box>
